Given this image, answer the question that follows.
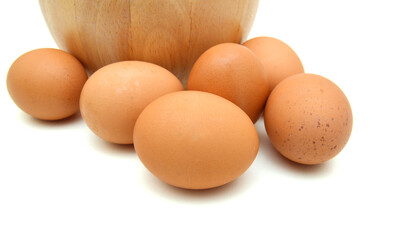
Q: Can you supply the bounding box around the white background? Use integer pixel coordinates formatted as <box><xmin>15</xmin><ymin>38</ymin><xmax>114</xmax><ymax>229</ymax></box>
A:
<box><xmin>1</xmin><ymin>1</ymin><xmax>395</xmax><ymax>239</ymax></box>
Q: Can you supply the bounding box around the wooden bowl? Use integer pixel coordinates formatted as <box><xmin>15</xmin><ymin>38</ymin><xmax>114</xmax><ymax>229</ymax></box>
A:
<box><xmin>39</xmin><ymin>0</ymin><xmax>259</xmax><ymax>86</ymax></box>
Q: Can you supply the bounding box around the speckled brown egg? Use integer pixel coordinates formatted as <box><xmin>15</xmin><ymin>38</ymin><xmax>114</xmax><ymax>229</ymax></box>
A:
<box><xmin>243</xmin><ymin>37</ymin><xmax>304</xmax><ymax>92</ymax></box>
<box><xmin>80</xmin><ymin>61</ymin><xmax>183</xmax><ymax>144</ymax></box>
<box><xmin>133</xmin><ymin>91</ymin><xmax>259</xmax><ymax>190</ymax></box>
<box><xmin>187</xmin><ymin>43</ymin><xmax>269</xmax><ymax>123</ymax></box>
<box><xmin>7</xmin><ymin>48</ymin><xmax>87</xmax><ymax>120</ymax></box>
<box><xmin>264</xmin><ymin>73</ymin><xmax>353</xmax><ymax>165</ymax></box>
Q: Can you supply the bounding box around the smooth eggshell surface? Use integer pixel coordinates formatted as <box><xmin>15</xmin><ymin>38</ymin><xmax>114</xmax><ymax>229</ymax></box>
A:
<box><xmin>7</xmin><ymin>48</ymin><xmax>88</xmax><ymax>120</ymax></box>
<box><xmin>243</xmin><ymin>37</ymin><xmax>304</xmax><ymax>92</ymax></box>
<box><xmin>264</xmin><ymin>73</ymin><xmax>353</xmax><ymax>165</ymax></box>
<box><xmin>133</xmin><ymin>91</ymin><xmax>259</xmax><ymax>190</ymax></box>
<box><xmin>187</xmin><ymin>43</ymin><xmax>269</xmax><ymax>123</ymax></box>
<box><xmin>80</xmin><ymin>61</ymin><xmax>183</xmax><ymax>144</ymax></box>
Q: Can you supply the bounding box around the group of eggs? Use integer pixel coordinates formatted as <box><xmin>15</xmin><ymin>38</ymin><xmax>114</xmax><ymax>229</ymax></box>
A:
<box><xmin>7</xmin><ymin>36</ymin><xmax>353</xmax><ymax>190</ymax></box>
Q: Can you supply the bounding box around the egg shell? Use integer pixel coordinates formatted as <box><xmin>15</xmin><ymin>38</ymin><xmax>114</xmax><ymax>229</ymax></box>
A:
<box><xmin>264</xmin><ymin>73</ymin><xmax>353</xmax><ymax>165</ymax></box>
<box><xmin>187</xmin><ymin>43</ymin><xmax>269</xmax><ymax>123</ymax></box>
<box><xmin>243</xmin><ymin>36</ymin><xmax>304</xmax><ymax>92</ymax></box>
<box><xmin>133</xmin><ymin>91</ymin><xmax>259</xmax><ymax>190</ymax></box>
<box><xmin>6</xmin><ymin>48</ymin><xmax>87</xmax><ymax>120</ymax></box>
<box><xmin>80</xmin><ymin>61</ymin><xmax>183</xmax><ymax>144</ymax></box>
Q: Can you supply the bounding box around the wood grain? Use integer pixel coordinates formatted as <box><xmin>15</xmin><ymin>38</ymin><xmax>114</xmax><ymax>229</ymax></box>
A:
<box><xmin>39</xmin><ymin>0</ymin><xmax>259</xmax><ymax>87</ymax></box>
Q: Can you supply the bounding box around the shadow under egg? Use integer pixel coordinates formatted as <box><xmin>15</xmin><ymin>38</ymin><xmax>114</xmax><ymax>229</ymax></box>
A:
<box><xmin>88</xmin><ymin>134</ymin><xmax>135</xmax><ymax>155</ymax></box>
<box><xmin>20</xmin><ymin>110</ymin><xmax>83</xmax><ymax>127</ymax></box>
<box><xmin>139</xmin><ymin>168</ymin><xmax>256</xmax><ymax>203</ymax></box>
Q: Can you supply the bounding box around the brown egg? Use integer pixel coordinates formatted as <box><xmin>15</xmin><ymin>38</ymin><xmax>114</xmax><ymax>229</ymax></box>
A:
<box><xmin>80</xmin><ymin>61</ymin><xmax>183</xmax><ymax>144</ymax></box>
<box><xmin>133</xmin><ymin>91</ymin><xmax>259</xmax><ymax>190</ymax></box>
<box><xmin>243</xmin><ymin>36</ymin><xmax>304</xmax><ymax>92</ymax></box>
<box><xmin>6</xmin><ymin>48</ymin><xmax>87</xmax><ymax>120</ymax></box>
<box><xmin>264</xmin><ymin>73</ymin><xmax>353</xmax><ymax>165</ymax></box>
<box><xmin>187</xmin><ymin>43</ymin><xmax>269</xmax><ymax>123</ymax></box>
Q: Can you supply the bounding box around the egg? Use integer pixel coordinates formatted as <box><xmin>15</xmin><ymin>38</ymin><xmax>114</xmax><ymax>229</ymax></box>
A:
<box><xmin>133</xmin><ymin>91</ymin><xmax>259</xmax><ymax>190</ymax></box>
<box><xmin>264</xmin><ymin>73</ymin><xmax>353</xmax><ymax>165</ymax></box>
<box><xmin>243</xmin><ymin>36</ymin><xmax>304</xmax><ymax>92</ymax></box>
<box><xmin>6</xmin><ymin>48</ymin><xmax>87</xmax><ymax>120</ymax></box>
<box><xmin>80</xmin><ymin>61</ymin><xmax>183</xmax><ymax>144</ymax></box>
<box><xmin>187</xmin><ymin>43</ymin><xmax>269</xmax><ymax>123</ymax></box>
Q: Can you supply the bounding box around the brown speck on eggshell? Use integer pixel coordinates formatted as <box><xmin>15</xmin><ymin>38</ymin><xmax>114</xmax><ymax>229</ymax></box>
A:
<box><xmin>264</xmin><ymin>73</ymin><xmax>353</xmax><ymax>165</ymax></box>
